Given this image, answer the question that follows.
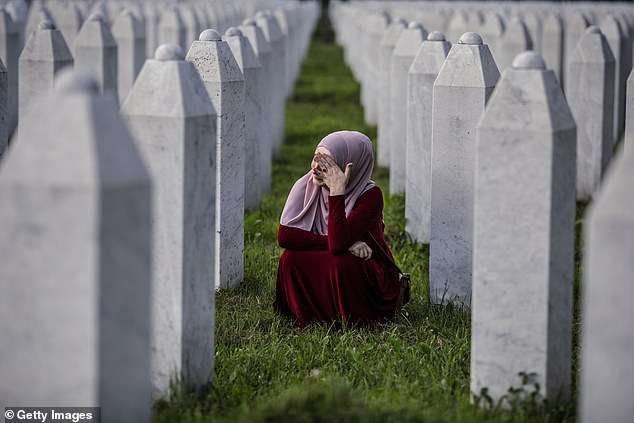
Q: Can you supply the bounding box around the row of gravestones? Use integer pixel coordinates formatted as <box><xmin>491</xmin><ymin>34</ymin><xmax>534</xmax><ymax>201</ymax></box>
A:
<box><xmin>0</xmin><ymin>0</ymin><xmax>320</xmax><ymax>421</ymax></box>
<box><xmin>331</xmin><ymin>1</ymin><xmax>633</xmax><ymax>421</ymax></box>
<box><xmin>0</xmin><ymin>0</ymin><xmax>311</xmax><ymax>195</ymax></box>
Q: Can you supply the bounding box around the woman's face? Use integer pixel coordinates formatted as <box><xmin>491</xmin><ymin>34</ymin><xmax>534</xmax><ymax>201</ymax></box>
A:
<box><xmin>311</xmin><ymin>146</ymin><xmax>331</xmax><ymax>186</ymax></box>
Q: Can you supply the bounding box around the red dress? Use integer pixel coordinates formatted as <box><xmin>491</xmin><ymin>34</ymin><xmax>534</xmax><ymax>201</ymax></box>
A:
<box><xmin>274</xmin><ymin>186</ymin><xmax>401</xmax><ymax>327</ymax></box>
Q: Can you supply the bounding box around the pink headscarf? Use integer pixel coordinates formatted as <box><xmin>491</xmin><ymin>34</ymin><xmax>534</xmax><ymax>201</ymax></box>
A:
<box><xmin>280</xmin><ymin>131</ymin><xmax>377</xmax><ymax>235</ymax></box>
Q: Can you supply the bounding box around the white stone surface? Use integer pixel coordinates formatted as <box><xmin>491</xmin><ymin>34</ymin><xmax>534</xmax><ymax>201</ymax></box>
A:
<box><xmin>122</xmin><ymin>44</ymin><xmax>216</xmax><ymax>397</ymax></box>
<box><xmin>143</xmin><ymin>1</ymin><xmax>159</xmax><ymax>58</ymax></box>
<box><xmin>497</xmin><ymin>17</ymin><xmax>532</xmax><ymax>71</ymax></box>
<box><xmin>362</xmin><ymin>11</ymin><xmax>389</xmax><ymax>126</ymax></box>
<box><xmin>377</xmin><ymin>18</ymin><xmax>406</xmax><ymax>168</ymax></box>
<box><xmin>0</xmin><ymin>69</ymin><xmax>151</xmax><ymax>422</ymax></box>
<box><xmin>241</xmin><ymin>18</ymin><xmax>273</xmax><ymax>196</ymax></box>
<box><xmin>472</xmin><ymin>51</ymin><xmax>576</xmax><ymax>403</ymax></box>
<box><xmin>186</xmin><ymin>30</ymin><xmax>245</xmax><ymax>290</ymax></box>
<box><xmin>626</xmin><ymin>68</ymin><xmax>634</xmax><ymax>150</ymax></box>
<box><xmin>112</xmin><ymin>9</ymin><xmax>146</xmax><ymax>105</ymax></box>
<box><xmin>48</xmin><ymin>1</ymin><xmax>82</xmax><ymax>47</ymax></box>
<box><xmin>0</xmin><ymin>58</ymin><xmax>6</xmax><ymax>155</ymax></box>
<box><xmin>18</xmin><ymin>20</ymin><xmax>73</xmax><ymax>127</ymax></box>
<box><xmin>158</xmin><ymin>5</ymin><xmax>186</xmax><ymax>53</ymax></box>
<box><xmin>579</xmin><ymin>143</ymin><xmax>634</xmax><ymax>423</ymax></box>
<box><xmin>567</xmin><ymin>26</ymin><xmax>615</xmax><ymax>200</ymax></box>
<box><xmin>405</xmin><ymin>31</ymin><xmax>450</xmax><ymax>244</ymax></box>
<box><xmin>73</xmin><ymin>13</ymin><xmax>118</xmax><ymax>102</ymax></box>
<box><xmin>255</xmin><ymin>11</ymin><xmax>285</xmax><ymax>156</ymax></box>
<box><xmin>599</xmin><ymin>14</ymin><xmax>626</xmax><ymax>144</ymax></box>
<box><xmin>430</xmin><ymin>32</ymin><xmax>499</xmax><ymax>306</ymax></box>
<box><xmin>225</xmin><ymin>26</ymin><xmax>263</xmax><ymax>211</ymax></box>
<box><xmin>479</xmin><ymin>12</ymin><xmax>505</xmax><ymax>65</ymax></box>
<box><xmin>563</xmin><ymin>10</ymin><xmax>589</xmax><ymax>93</ymax></box>
<box><xmin>390</xmin><ymin>21</ymin><xmax>426</xmax><ymax>195</ymax></box>
<box><xmin>179</xmin><ymin>3</ymin><xmax>201</xmax><ymax>49</ymax></box>
<box><xmin>0</xmin><ymin>8</ymin><xmax>19</xmax><ymax>134</ymax></box>
<box><xmin>541</xmin><ymin>12</ymin><xmax>564</xmax><ymax>84</ymax></box>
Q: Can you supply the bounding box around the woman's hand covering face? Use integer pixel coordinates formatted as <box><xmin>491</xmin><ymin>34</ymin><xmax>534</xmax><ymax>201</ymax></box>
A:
<box><xmin>312</xmin><ymin>152</ymin><xmax>353</xmax><ymax>196</ymax></box>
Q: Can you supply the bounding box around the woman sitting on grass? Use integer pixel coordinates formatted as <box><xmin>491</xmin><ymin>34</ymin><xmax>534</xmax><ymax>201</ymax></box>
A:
<box><xmin>274</xmin><ymin>130</ymin><xmax>402</xmax><ymax>327</ymax></box>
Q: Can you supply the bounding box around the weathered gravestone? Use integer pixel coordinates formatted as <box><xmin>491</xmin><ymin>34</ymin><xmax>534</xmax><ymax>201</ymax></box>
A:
<box><xmin>18</xmin><ymin>20</ymin><xmax>73</xmax><ymax>126</ymax></box>
<box><xmin>567</xmin><ymin>26</ymin><xmax>615</xmax><ymax>200</ymax></box>
<box><xmin>563</xmin><ymin>10</ymin><xmax>589</xmax><ymax>93</ymax></box>
<box><xmin>0</xmin><ymin>58</ymin><xmax>6</xmax><ymax>155</ymax></box>
<box><xmin>73</xmin><ymin>13</ymin><xmax>118</xmax><ymax>102</ymax></box>
<box><xmin>0</xmin><ymin>8</ymin><xmax>19</xmax><ymax>134</ymax></box>
<box><xmin>122</xmin><ymin>43</ymin><xmax>216</xmax><ymax>397</ymax></box>
<box><xmin>187</xmin><ymin>29</ymin><xmax>245</xmax><ymax>290</ymax></box>
<box><xmin>224</xmin><ymin>26</ymin><xmax>263</xmax><ymax>211</ymax></box>
<box><xmin>579</xmin><ymin>142</ymin><xmax>634</xmax><ymax>423</ymax></box>
<box><xmin>479</xmin><ymin>11</ymin><xmax>504</xmax><ymax>65</ymax></box>
<box><xmin>48</xmin><ymin>0</ymin><xmax>81</xmax><ymax>47</ymax></box>
<box><xmin>497</xmin><ymin>17</ymin><xmax>532</xmax><ymax>71</ymax></box>
<box><xmin>361</xmin><ymin>12</ymin><xmax>389</xmax><ymax>126</ymax></box>
<box><xmin>430</xmin><ymin>32</ymin><xmax>499</xmax><ymax>306</ymax></box>
<box><xmin>390</xmin><ymin>21</ymin><xmax>426</xmax><ymax>194</ymax></box>
<box><xmin>377</xmin><ymin>18</ymin><xmax>406</xmax><ymax>167</ymax></box>
<box><xmin>541</xmin><ymin>11</ymin><xmax>564</xmax><ymax>85</ymax></box>
<box><xmin>405</xmin><ymin>31</ymin><xmax>450</xmax><ymax>244</ymax></box>
<box><xmin>472</xmin><ymin>51</ymin><xmax>576</xmax><ymax>404</ymax></box>
<box><xmin>599</xmin><ymin>14</ymin><xmax>626</xmax><ymax>144</ymax></box>
<box><xmin>626</xmin><ymin>68</ymin><xmax>634</xmax><ymax>149</ymax></box>
<box><xmin>255</xmin><ymin>11</ymin><xmax>285</xmax><ymax>155</ymax></box>
<box><xmin>112</xmin><ymin>9</ymin><xmax>146</xmax><ymax>104</ymax></box>
<box><xmin>241</xmin><ymin>18</ymin><xmax>273</xmax><ymax>195</ymax></box>
<box><xmin>158</xmin><ymin>5</ymin><xmax>186</xmax><ymax>53</ymax></box>
<box><xmin>0</xmin><ymin>69</ymin><xmax>151</xmax><ymax>422</ymax></box>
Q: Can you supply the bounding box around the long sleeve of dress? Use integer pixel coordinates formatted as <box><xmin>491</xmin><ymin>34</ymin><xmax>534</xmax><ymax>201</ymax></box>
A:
<box><xmin>328</xmin><ymin>187</ymin><xmax>382</xmax><ymax>254</ymax></box>
<box><xmin>278</xmin><ymin>225</ymin><xmax>329</xmax><ymax>251</ymax></box>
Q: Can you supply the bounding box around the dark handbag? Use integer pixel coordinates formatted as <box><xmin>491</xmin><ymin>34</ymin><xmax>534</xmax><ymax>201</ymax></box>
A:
<box><xmin>366</xmin><ymin>231</ymin><xmax>411</xmax><ymax>310</ymax></box>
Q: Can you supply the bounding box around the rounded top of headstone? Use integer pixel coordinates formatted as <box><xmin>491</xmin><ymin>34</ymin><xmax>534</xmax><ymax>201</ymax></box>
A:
<box><xmin>154</xmin><ymin>43</ymin><xmax>184</xmax><ymax>61</ymax></box>
<box><xmin>459</xmin><ymin>32</ymin><xmax>483</xmax><ymax>45</ymax></box>
<box><xmin>427</xmin><ymin>31</ymin><xmax>445</xmax><ymax>41</ymax></box>
<box><xmin>243</xmin><ymin>18</ymin><xmax>256</xmax><ymax>26</ymax></box>
<box><xmin>38</xmin><ymin>19</ymin><xmax>54</xmax><ymax>30</ymax></box>
<box><xmin>585</xmin><ymin>25</ymin><xmax>601</xmax><ymax>35</ymax></box>
<box><xmin>394</xmin><ymin>18</ymin><xmax>407</xmax><ymax>26</ymax></box>
<box><xmin>120</xmin><ymin>8</ymin><xmax>133</xmax><ymax>18</ymax></box>
<box><xmin>225</xmin><ymin>26</ymin><xmax>242</xmax><ymax>37</ymax></box>
<box><xmin>408</xmin><ymin>21</ymin><xmax>423</xmax><ymax>30</ymax></box>
<box><xmin>512</xmin><ymin>51</ymin><xmax>546</xmax><ymax>70</ymax></box>
<box><xmin>54</xmin><ymin>68</ymin><xmax>99</xmax><ymax>94</ymax></box>
<box><xmin>199</xmin><ymin>29</ymin><xmax>221</xmax><ymax>41</ymax></box>
<box><xmin>88</xmin><ymin>12</ymin><xmax>104</xmax><ymax>22</ymax></box>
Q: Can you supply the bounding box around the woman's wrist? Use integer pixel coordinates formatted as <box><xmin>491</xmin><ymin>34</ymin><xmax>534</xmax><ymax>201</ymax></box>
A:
<box><xmin>329</xmin><ymin>184</ymin><xmax>346</xmax><ymax>196</ymax></box>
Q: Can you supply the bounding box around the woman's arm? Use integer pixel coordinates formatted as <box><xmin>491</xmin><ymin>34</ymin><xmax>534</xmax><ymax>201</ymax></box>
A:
<box><xmin>278</xmin><ymin>225</ymin><xmax>329</xmax><ymax>251</ymax></box>
<box><xmin>328</xmin><ymin>187</ymin><xmax>382</xmax><ymax>254</ymax></box>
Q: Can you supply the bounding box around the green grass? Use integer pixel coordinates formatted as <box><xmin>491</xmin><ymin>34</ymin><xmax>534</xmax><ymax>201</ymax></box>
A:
<box><xmin>153</xmin><ymin>14</ymin><xmax>582</xmax><ymax>423</ymax></box>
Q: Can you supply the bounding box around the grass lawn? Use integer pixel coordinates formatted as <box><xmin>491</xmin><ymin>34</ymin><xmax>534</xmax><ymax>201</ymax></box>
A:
<box><xmin>153</xmin><ymin>13</ymin><xmax>582</xmax><ymax>423</ymax></box>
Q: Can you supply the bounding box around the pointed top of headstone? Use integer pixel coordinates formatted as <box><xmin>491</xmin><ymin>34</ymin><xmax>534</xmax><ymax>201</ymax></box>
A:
<box><xmin>427</xmin><ymin>31</ymin><xmax>446</xmax><ymax>42</ymax></box>
<box><xmin>459</xmin><ymin>32</ymin><xmax>482</xmax><ymax>45</ymax></box>
<box><xmin>512</xmin><ymin>51</ymin><xmax>546</xmax><ymax>70</ymax></box>
<box><xmin>55</xmin><ymin>68</ymin><xmax>99</xmax><ymax>94</ymax></box>
<box><xmin>154</xmin><ymin>44</ymin><xmax>184</xmax><ymax>61</ymax></box>
<box><xmin>199</xmin><ymin>29</ymin><xmax>221</xmax><ymax>41</ymax></box>
<box><xmin>88</xmin><ymin>12</ymin><xmax>104</xmax><ymax>22</ymax></box>
<box><xmin>224</xmin><ymin>27</ymin><xmax>242</xmax><ymax>38</ymax></box>
<box><xmin>38</xmin><ymin>19</ymin><xmax>54</xmax><ymax>30</ymax></box>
